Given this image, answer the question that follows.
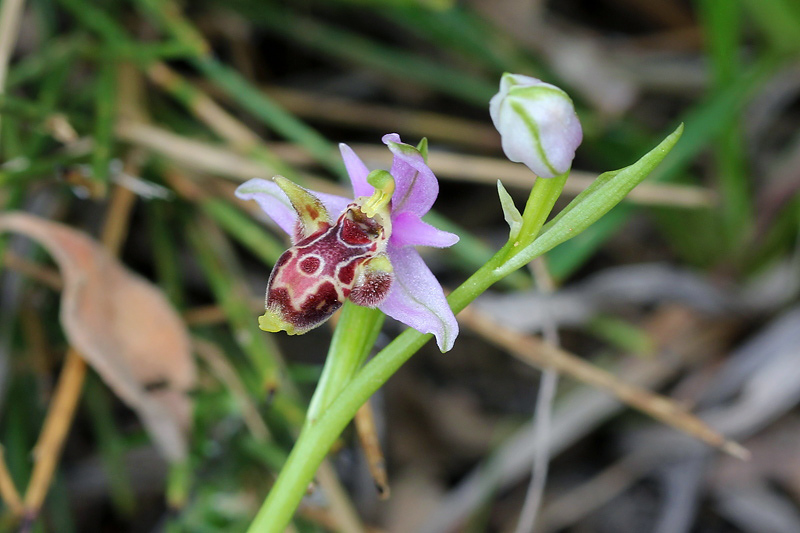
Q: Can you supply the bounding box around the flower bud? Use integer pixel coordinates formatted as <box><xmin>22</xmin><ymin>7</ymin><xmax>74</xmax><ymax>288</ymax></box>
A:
<box><xmin>489</xmin><ymin>73</ymin><xmax>583</xmax><ymax>178</ymax></box>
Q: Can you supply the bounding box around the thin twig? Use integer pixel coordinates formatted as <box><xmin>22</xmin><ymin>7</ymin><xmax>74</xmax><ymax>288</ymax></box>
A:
<box><xmin>116</xmin><ymin>118</ymin><xmax>715</xmax><ymax>210</ymax></box>
<box><xmin>0</xmin><ymin>0</ymin><xmax>27</xmax><ymax>146</ymax></box>
<box><xmin>100</xmin><ymin>182</ymin><xmax>137</xmax><ymax>257</ymax></box>
<box><xmin>20</xmin><ymin>306</ymin><xmax>53</xmax><ymax>388</ymax></box>
<box><xmin>265</xmin><ymin>85</ymin><xmax>500</xmax><ymax>150</ymax></box>
<box><xmin>515</xmin><ymin>369</ymin><xmax>557</xmax><ymax>533</ymax></box>
<box><xmin>540</xmin><ymin>453</ymin><xmax>650</xmax><ymax>532</ymax></box>
<box><xmin>261</xmin><ymin>141</ymin><xmax>717</xmax><ymax>208</ymax></box>
<box><xmin>0</xmin><ymin>445</ymin><xmax>22</xmax><ymax>516</ymax></box>
<box><xmin>116</xmin><ymin>120</ymin><xmax>274</xmax><ymax>179</ymax></box>
<box><xmin>145</xmin><ymin>62</ymin><xmax>311</xmax><ymax>186</ymax></box>
<box><xmin>147</xmin><ymin>62</ymin><xmax>262</xmax><ymax>149</ymax></box>
<box><xmin>315</xmin><ymin>461</ymin><xmax>367</xmax><ymax>533</ymax></box>
<box><xmin>2</xmin><ymin>252</ymin><xmax>63</xmax><ymax>290</ymax></box>
<box><xmin>182</xmin><ymin>301</ymin><xmax>263</xmax><ymax>326</ymax></box>
<box><xmin>344</xmin><ymin>144</ymin><xmax>718</xmax><ymax>209</ymax></box>
<box><xmin>355</xmin><ymin>401</ymin><xmax>390</xmax><ymax>499</ymax></box>
<box><xmin>193</xmin><ymin>337</ymin><xmax>271</xmax><ymax>442</ymax></box>
<box><xmin>420</xmin><ymin>308</ymin><xmax>731</xmax><ymax>533</ymax></box>
<box><xmin>458</xmin><ymin>306</ymin><xmax>749</xmax><ymax>460</ymax></box>
<box><xmin>115</xmin><ymin>119</ymin><xmax>339</xmax><ymax>194</ymax></box>
<box><xmin>515</xmin><ymin>258</ymin><xmax>560</xmax><ymax>533</ymax></box>
<box><xmin>22</xmin><ymin>349</ymin><xmax>86</xmax><ymax>514</ymax></box>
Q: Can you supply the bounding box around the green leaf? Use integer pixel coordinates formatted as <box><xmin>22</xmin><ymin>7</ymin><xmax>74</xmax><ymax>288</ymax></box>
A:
<box><xmin>742</xmin><ymin>0</ymin><xmax>800</xmax><ymax>53</ymax></box>
<box><xmin>496</xmin><ymin>180</ymin><xmax>522</xmax><ymax>240</ymax></box>
<box><xmin>496</xmin><ymin>124</ymin><xmax>684</xmax><ymax>277</ymax></box>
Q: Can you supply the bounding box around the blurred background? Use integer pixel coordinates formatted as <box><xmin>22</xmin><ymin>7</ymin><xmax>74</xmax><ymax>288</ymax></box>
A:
<box><xmin>1</xmin><ymin>0</ymin><xmax>800</xmax><ymax>531</ymax></box>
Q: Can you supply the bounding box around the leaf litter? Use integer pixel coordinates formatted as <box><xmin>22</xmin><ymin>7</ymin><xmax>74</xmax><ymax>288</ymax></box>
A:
<box><xmin>0</xmin><ymin>212</ymin><xmax>195</xmax><ymax>462</ymax></box>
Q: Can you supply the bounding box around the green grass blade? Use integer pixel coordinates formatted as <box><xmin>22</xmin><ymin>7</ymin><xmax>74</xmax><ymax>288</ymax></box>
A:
<box><xmin>186</xmin><ymin>214</ymin><xmax>284</xmax><ymax>394</ymax></box>
<box><xmin>742</xmin><ymin>0</ymin><xmax>800</xmax><ymax>53</ymax></box>
<box><xmin>146</xmin><ymin>201</ymin><xmax>185</xmax><ymax>308</ymax></box>
<box><xmin>201</xmin><ymin>198</ymin><xmax>285</xmax><ymax>267</ymax></box>
<box><xmin>236</xmin><ymin>1</ymin><xmax>496</xmax><ymax>106</ymax></box>
<box><xmin>699</xmin><ymin>0</ymin><xmax>751</xmax><ymax>251</ymax></box>
<box><xmin>91</xmin><ymin>59</ymin><xmax>116</xmax><ymax>193</ymax></box>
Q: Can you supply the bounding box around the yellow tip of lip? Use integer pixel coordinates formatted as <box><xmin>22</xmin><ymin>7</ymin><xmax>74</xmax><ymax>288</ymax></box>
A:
<box><xmin>258</xmin><ymin>310</ymin><xmax>297</xmax><ymax>335</ymax></box>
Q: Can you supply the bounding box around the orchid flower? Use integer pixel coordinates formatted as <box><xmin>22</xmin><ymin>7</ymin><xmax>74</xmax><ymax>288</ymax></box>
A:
<box><xmin>235</xmin><ymin>134</ymin><xmax>459</xmax><ymax>352</ymax></box>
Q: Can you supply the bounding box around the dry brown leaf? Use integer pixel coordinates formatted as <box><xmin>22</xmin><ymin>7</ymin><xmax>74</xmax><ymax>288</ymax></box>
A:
<box><xmin>0</xmin><ymin>212</ymin><xmax>195</xmax><ymax>462</ymax></box>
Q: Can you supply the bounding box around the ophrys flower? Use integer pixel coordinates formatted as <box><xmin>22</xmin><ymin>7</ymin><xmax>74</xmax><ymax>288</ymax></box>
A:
<box><xmin>235</xmin><ymin>134</ymin><xmax>459</xmax><ymax>352</ymax></box>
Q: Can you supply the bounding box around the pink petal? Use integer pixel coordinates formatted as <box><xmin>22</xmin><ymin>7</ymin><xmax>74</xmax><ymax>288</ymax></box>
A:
<box><xmin>382</xmin><ymin>134</ymin><xmax>438</xmax><ymax>217</ymax></box>
<box><xmin>235</xmin><ymin>178</ymin><xmax>351</xmax><ymax>237</ymax></box>
<box><xmin>235</xmin><ymin>178</ymin><xmax>296</xmax><ymax>236</ymax></box>
<box><xmin>339</xmin><ymin>143</ymin><xmax>373</xmax><ymax>198</ymax></box>
<box><xmin>391</xmin><ymin>212</ymin><xmax>459</xmax><ymax>248</ymax></box>
<box><xmin>379</xmin><ymin>246</ymin><xmax>458</xmax><ymax>352</ymax></box>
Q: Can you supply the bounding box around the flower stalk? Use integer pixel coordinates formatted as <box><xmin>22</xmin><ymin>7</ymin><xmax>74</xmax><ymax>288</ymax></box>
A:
<box><xmin>305</xmin><ymin>301</ymin><xmax>385</xmax><ymax>428</ymax></box>
<box><xmin>499</xmin><ymin>171</ymin><xmax>570</xmax><ymax>265</ymax></box>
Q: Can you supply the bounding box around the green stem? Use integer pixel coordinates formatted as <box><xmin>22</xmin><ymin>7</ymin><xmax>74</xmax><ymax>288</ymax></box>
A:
<box><xmin>499</xmin><ymin>172</ymin><xmax>569</xmax><ymax>264</ymax></box>
<box><xmin>305</xmin><ymin>302</ymin><xmax>385</xmax><ymax>428</ymax></box>
<box><xmin>247</xmin><ymin>256</ymin><xmax>502</xmax><ymax>532</ymax></box>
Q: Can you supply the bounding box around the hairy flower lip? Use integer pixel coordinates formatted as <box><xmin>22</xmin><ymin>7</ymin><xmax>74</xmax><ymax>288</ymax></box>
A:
<box><xmin>236</xmin><ymin>134</ymin><xmax>460</xmax><ymax>352</ymax></box>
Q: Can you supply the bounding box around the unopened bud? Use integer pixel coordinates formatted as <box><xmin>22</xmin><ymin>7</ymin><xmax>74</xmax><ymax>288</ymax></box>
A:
<box><xmin>489</xmin><ymin>73</ymin><xmax>582</xmax><ymax>178</ymax></box>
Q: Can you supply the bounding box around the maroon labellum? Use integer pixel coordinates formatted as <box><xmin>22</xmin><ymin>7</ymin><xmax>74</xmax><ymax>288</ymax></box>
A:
<box><xmin>236</xmin><ymin>134</ymin><xmax>460</xmax><ymax>352</ymax></box>
<box><xmin>257</xmin><ymin>177</ymin><xmax>394</xmax><ymax>335</ymax></box>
